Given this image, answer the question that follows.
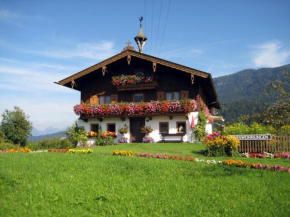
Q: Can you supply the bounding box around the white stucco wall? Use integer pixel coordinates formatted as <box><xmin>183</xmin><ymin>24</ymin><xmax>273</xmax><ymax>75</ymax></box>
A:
<box><xmin>77</xmin><ymin>111</ymin><xmax>212</xmax><ymax>144</ymax></box>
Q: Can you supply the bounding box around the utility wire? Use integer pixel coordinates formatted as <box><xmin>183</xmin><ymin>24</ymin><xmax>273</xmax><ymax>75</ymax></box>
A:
<box><xmin>154</xmin><ymin>0</ymin><xmax>163</xmax><ymax>55</ymax></box>
<box><xmin>158</xmin><ymin>0</ymin><xmax>171</xmax><ymax>56</ymax></box>
<box><xmin>149</xmin><ymin>0</ymin><xmax>154</xmax><ymax>55</ymax></box>
<box><xmin>144</xmin><ymin>0</ymin><xmax>146</xmax><ymax>35</ymax></box>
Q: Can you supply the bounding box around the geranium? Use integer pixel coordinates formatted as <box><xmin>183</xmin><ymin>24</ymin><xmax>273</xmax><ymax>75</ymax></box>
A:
<box><xmin>101</xmin><ymin>131</ymin><xmax>116</xmax><ymax>138</ymax></box>
<box><xmin>111</xmin><ymin>75</ymin><xmax>154</xmax><ymax>86</ymax></box>
<box><xmin>87</xmin><ymin>131</ymin><xmax>97</xmax><ymax>137</ymax></box>
<box><xmin>74</xmin><ymin>99</ymin><xmax>198</xmax><ymax>117</ymax></box>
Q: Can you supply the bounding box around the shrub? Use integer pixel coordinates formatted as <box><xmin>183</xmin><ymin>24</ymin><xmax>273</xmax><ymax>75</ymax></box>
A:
<box><xmin>0</xmin><ymin>142</ymin><xmax>20</xmax><ymax>150</ymax></box>
<box><xmin>193</xmin><ymin>110</ymin><xmax>207</xmax><ymax>141</ymax></box>
<box><xmin>96</xmin><ymin>126</ymin><xmax>104</xmax><ymax>146</ymax></box>
<box><xmin>66</xmin><ymin>121</ymin><xmax>87</xmax><ymax>146</ymax></box>
<box><xmin>27</xmin><ymin>138</ymin><xmax>74</xmax><ymax>150</ymax></box>
<box><xmin>1</xmin><ymin>106</ymin><xmax>33</xmax><ymax>146</ymax></box>
<box><xmin>276</xmin><ymin>125</ymin><xmax>290</xmax><ymax>136</ymax></box>
<box><xmin>204</xmin><ymin>133</ymin><xmax>240</xmax><ymax>157</ymax></box>
<box><xmin>101</xmin><ymin>131</ymin><xmax>115</xmax><ymax>146</ymax></box>
<box><xmin>224</xmin><ymin>122</ymin><xmax>274</xmax><ymax>135</ymax></box>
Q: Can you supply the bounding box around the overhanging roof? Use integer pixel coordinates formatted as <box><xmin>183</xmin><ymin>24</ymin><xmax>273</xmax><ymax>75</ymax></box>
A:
<box><xmin>57</xmin><ymin>49</ymin><xmax>220</xmax><ymax>109</ymax></box>
<box><xmin>58</xmin><ymin>49</ymin><xmax>209</xmax><ymax>85</ymax></box>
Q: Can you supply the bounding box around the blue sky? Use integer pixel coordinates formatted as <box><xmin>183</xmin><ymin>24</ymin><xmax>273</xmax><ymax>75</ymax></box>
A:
<box><xmin>0</xmin><ymin>0</ymin><xmax>290</xmax><ymax>130</ymax></box>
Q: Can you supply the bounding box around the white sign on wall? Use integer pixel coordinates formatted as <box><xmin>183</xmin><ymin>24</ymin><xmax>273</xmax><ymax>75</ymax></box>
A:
<box><xmin>231</xmin><ymin>134</ymin><xmax>272</xmax><ymax>140</ymax></box>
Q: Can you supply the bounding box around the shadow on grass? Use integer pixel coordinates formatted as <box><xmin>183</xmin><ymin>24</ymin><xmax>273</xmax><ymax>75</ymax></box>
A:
<box><xmin>191</xmin><ymin>149</ymin><xmax>206</xmax><ymax>155</ymax></box>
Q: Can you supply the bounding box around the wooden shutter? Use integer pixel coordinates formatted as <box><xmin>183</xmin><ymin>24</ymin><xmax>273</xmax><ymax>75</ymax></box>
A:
<box><xmin>180</xmin><ymin>91</ymin><xmax>189</xmax><ymax>99</ymax></box>
<box><xmin>90</xmin><ymin>95</ymin><xmax>99</xmax><ymax>104</ymax></box>
<box><xmin>111</xmin><ymin>94</ymin><xmax>118</xmax><ymax>103</ymax></box>
<box><xmin>157</xmin><ymin>92</ymin><xmax>165</xmax><ymax>101</ymax></box>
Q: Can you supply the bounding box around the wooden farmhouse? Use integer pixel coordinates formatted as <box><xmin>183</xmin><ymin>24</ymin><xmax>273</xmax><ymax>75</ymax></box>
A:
<box><xmin>57</xmin><ymin>21</ymin><xmax>221</xmax><ymax>144</ymax></box>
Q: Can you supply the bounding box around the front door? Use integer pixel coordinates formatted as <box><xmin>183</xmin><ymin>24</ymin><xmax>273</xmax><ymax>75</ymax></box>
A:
<box><xmin>130</xmin><ymin>118</ymin><xmax>145</xmax><ymax>143</ymax></box>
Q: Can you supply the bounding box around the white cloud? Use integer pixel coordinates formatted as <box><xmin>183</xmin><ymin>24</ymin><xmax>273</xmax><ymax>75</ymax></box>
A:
<box><xmin>24</xmin><ymin>41</ymin><xmax>117</xmax><ymax>60</ymax></box>
<box><xmin>0</xmin><ymin>95</ymin><xmax>79</xmax><ymax>131</ymax></box>
<box><xmin>252</xmin><ymin>41</ymin><xmax>290</xmax><ymax>67</ymax></box>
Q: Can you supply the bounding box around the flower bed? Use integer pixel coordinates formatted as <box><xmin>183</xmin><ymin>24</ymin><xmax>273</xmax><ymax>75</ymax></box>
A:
<box><xmin>112</xmin><ymin>150</ymin><xmax>290</xmax><ymax>174</ymax></box>
<box><xmin>118</xmin><ymin>137</ymin><xmax>128</xmax><ymax>143</ymax></box>
<box><xmin>143</xmin><ymin>136</ymin><xmax>154</xmax><ymax>143</ymax></box>
<box><xmin>68</xmin><ymin>149</ymin><xmax>93</xmax><ymax>154</ymax></box>
<box><xmin>222</xmin><ymin>159</ymin><xmax>290</xmax><ymax>173</ymax></box>
<box><xmin>48</xmin><ymin>147</ymin><xmax>70</xmax><ymax>153</ymax></box>
<box><xmin>8</xmin><ymin>148</ymin><xmax>32</xmax><ymax>153</ymax></box>
<box><xmin>74</xmin><ymin>99</ymin><xmax>197</xmax><ymax>117</ymax></box>
<box><xmin>112</xmin><ymin>150</ymin><xmax>136</xmax><ymax>156</ymax></box>
<box><xmin>111</xmin><ymin>75</ymin><xmax>153</xmax><ymax>86</ymax></box>
<box><xmin>241</xmin><ymin>152</ymin><xmax>290</xmax><ymax>159</ymax></box>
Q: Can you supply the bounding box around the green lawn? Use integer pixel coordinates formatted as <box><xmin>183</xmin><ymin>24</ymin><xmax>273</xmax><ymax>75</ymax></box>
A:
<box><xmin>0</xmin><ymin>143</ymin><xmax>290</xmax><ymax>217</ymax></box>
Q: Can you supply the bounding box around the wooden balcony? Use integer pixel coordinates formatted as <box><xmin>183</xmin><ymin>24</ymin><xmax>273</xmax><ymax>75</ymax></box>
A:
<box><xmin>116</xmin><ymin>81</ymin><xmax>158</xmax><ymax>91</ymax></box>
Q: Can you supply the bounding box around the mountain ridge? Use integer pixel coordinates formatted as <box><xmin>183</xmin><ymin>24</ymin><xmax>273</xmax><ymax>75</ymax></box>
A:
<box><xmin>213</xmin><ymin>64</ymin><xmax>290</xmax><ymax>123</ymax></box>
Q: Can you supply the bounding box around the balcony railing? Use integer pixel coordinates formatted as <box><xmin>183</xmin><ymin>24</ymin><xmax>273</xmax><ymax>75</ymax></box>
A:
<box><xmin>116</xmin><ymin>81</ymin><xmax>158</xmax><ymax>91</ymax></box>
<box><xmin>74</xmin><ymin>99</ymin><xmax>198</xmax><ymax>118</ymax></box>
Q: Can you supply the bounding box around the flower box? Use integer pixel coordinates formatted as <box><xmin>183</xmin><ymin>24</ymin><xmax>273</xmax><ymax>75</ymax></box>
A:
<box><xmin>74</xmin><ymin>99</ymin><xmax>198</xmax><ymax>117</ymax></box>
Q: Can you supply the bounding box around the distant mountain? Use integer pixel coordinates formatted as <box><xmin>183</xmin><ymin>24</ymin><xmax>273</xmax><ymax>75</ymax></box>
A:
<box><xmin>28</xmin><ymin>131</ymin><xmax>67</xmax><ymax>142</ymax></box>
<box><xmin>31</xmin><ymin>127</ymin><xmax>67</xmax><ymax>136</ymax></box>
<box><xmin>214</xmin><ymin>64</ymin><xmax>290</xmax><ymax>123</ymax></box>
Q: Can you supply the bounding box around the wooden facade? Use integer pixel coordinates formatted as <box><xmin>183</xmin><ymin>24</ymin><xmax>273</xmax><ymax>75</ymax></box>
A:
<box><xmin>57</xmin><ymin>49</ymin><xmax>220</xmax><ymax>112</ymax></box>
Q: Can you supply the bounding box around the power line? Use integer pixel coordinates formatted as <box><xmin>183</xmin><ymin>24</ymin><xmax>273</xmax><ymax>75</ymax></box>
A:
<box><xmin>149</xmin><ymin>0</ymin><xmax>154</xmax><ymax>55</ymax></box>
<box><xmin>144</xmin><ymin>0</ymin><xmax>146</xmax><ymax>35</ymax></box>
<box><xmin>154</xmin><ymin>0</ymin><xmax>163</xmax><ymax>55</ymax></box>
<box><xmin>158</xmin><ymin>0</ymin><xmax>171</xmax><ymax>56</ymax></box>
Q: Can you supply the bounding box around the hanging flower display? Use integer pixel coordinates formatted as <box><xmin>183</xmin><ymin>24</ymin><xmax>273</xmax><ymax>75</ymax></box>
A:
<box><xmin>111</xmin><ymin>75</ymin><xmax>154</xmax><ymax>86</ymax></box>
<box><xmin>74</xmin><ymin>99</ymin><xmax>198</xmax><ymax>117</ymax></box>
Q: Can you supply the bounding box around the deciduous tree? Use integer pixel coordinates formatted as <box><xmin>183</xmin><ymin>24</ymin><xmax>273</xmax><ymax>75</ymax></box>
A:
<box><xmin>1</xmin><ymin>106</ymin><xmax>33</xmax><ymax>146</ymax></box>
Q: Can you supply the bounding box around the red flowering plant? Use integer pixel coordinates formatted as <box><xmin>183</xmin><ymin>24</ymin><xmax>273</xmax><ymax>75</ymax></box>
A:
<box><xmin>87</xmin><ymin>131</ymin><xmax>97</xmax><ymax>137</ymax></box>
<box><xmin>74</xmin><ymin>99</ymin><xmax>198</xmax><ymax>117</ymax></box>
<box><xmin>111</xmin><ymin>75</ymin><xmax>154</xmax><ymax>86</ymax></box>
<box><xmin>101</xmin><ymin>131</ymin><xmax>116</xmax><ymax>146</ymax></box>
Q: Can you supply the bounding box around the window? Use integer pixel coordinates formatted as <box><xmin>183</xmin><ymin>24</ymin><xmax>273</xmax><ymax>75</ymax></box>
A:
<box><xmin>99</xmin><ymin>95</ymin><xmax>111</xmax><ymax>104</ymax></box>
<box><xmin>134</xmin><ymin>94</ymin><xmax>144</xmax><ymax>102</ymax></box>
<box><xmin>107</xmin><ymin>123</ymin><xmax>116</xmax><ymax>132</ymax></box>
<box><xmin>166</xmin><ymin>92</ymin><xmax>180</xmax><ymax>101</ymax></box>
<box><xmin>90</xmin><ymin>124</ymin><xmax>99</xmax><ymax>132</ymax></box>
<box><xmin>176</xmin><ymin>122</ymin><xmax>186</xmax><ymax>133</ymax></box>
<box><xmin>159</xmin><ymin>122</ymin><xmax>169</xmax><ymax>133</ymax></box>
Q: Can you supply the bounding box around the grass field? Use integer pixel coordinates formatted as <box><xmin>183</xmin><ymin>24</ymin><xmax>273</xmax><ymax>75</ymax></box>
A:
<box><xmin>1</xmin><ymin>143</ymin><xmax>290</xmax><ymax>217</ymax></box>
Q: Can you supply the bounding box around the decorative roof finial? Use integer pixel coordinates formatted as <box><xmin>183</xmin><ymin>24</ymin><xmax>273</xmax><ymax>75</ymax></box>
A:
<box><xmin>135</xmin><ymin>16</ymin><xmax>147</xmax><ymax>53</ymax></box>
<box><xmin>139</xmin><ymin>16</ymin><xmax>143</xmax><ymax>27</ymax></box>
